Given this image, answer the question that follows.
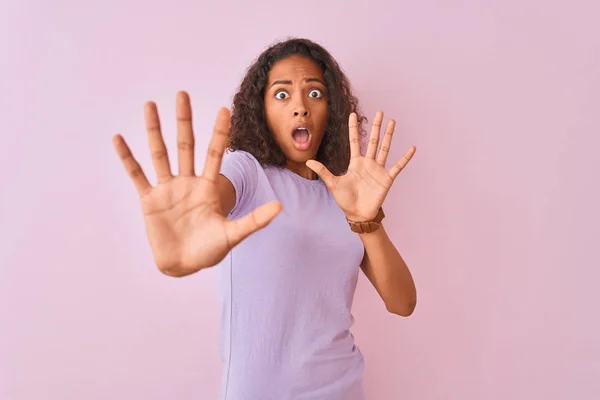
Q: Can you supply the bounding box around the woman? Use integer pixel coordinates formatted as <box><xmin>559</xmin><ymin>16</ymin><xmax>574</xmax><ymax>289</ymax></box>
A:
<box><xmin>113</xmin><ymin>38</ymin><xmax>417</xmax><ymax>399</ymax></box>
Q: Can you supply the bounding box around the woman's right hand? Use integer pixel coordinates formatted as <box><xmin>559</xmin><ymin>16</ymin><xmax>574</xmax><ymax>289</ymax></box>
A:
<box><xmin>112</xmin><ymin>91</ymin><xmax>282</xmax><ymax>277</ymax></box>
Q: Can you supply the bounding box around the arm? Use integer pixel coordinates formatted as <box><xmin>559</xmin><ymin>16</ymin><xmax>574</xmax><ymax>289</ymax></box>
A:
<box><xmin>217</xmin><ymin>174</ymin><xmax>236</xmax><ymax>217</ymax></box>
<box><xmin>114</xmin><ymin>93</ymin><xmax>280</xmax><ymax>279</ymax></box>
<box><xmin>305</xmin><ymin>110</ymin><xmax>418</xmax><ymax>316</ymax></box>
<box><xmin>359</xmin><ymin>225</ymin><xmax>417</xmax><ymax>317</ymax></box>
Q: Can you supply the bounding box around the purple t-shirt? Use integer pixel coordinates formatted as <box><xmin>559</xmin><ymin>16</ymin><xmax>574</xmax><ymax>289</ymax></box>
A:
<box><xmin>215</xmin><ymin>150</ymin><xmax>366</xmax><ymax>400</ymax></box>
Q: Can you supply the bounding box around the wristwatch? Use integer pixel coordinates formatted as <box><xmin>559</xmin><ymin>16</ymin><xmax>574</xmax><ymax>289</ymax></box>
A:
<box><xmin>346</xmin><ymin>207</ymin><xmax>385</xmax><ymax>234</ymax></box>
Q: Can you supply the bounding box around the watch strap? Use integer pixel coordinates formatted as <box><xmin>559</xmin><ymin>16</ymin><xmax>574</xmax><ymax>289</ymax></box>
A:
<box><xmin>346</xmin><ymin>207</ymin><xmax>385</xmax><ymax>234</ymax></box>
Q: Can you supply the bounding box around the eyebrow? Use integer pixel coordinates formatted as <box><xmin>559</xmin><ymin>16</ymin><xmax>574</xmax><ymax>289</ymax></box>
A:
<box><xmin>269</xmin><ymin>77</ymin><xmax>326</xmax><ymax>89</ymax></box>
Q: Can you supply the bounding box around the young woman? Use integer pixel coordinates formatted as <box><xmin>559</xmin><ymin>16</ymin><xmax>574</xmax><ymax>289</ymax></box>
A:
<box><xmin>113</xmin><ymin>38</ymin><xmax>417</xmax><ymax>400</ymax></box>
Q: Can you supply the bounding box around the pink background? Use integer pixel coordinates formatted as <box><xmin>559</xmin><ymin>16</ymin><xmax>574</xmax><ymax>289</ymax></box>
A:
<box><xmin>2</xmin><ymin>0</ymin><xmax>599</xmax><ymax>399</ymax></box>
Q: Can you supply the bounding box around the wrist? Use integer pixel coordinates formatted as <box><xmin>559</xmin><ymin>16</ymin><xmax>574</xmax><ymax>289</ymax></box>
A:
<box><xmin>345</xmin><ymin>207</ymin><xmax>385</xmax><ymax>234</ymax></box>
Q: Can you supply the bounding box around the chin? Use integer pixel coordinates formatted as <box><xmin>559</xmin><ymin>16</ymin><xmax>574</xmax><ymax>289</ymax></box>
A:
<box><xmin>283</xmin><ymin>147</ymin><xmax>318</xmax><ymax>163</ymax></box>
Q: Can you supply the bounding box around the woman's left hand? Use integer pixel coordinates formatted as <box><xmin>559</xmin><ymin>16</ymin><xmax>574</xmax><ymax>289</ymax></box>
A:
<box><xmin>306</xmin><ymin>111</ymin><xmax>416</xmax><ymax>222</ymax></box>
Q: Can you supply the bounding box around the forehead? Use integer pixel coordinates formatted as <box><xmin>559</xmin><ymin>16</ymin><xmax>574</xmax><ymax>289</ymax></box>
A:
<box><xmin>267</xmin><ymin>54</ymin><xmax>324</xmax><ymax>82</ymax></box>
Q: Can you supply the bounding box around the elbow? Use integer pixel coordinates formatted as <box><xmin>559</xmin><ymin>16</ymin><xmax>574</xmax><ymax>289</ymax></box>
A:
<box><xmin>386</xmin><ymin>298</ymin><xmax>417</xmax><ymax>317</ymax></box>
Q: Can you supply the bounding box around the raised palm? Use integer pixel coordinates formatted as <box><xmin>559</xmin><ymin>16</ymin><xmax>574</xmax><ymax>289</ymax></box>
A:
<box><xmin>307</xmin><ymin>111</ymin><xmax>416</xmax><ymax>222</ymax></box>
<box><xmin>113</xmin><ymin>91</ymin><xmax>281</xmax><ymax>276</ymax></box>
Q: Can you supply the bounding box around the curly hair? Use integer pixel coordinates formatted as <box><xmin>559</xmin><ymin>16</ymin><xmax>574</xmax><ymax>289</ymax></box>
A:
<box><xmin>228</xmin><ymin>37</ymin><xmax>367</xmax><ymax>176</ymax></box>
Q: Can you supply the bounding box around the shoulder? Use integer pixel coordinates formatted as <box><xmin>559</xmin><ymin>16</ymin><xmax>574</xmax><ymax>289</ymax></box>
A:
<box><xmin>222</xmin><ymin>149</ymin><xmax>260</xmax><ymax>168</ymax></box>
<box><xmin>219</xmin><ymin>150</ymin><xmax>263</xmax><ymax>218</ymax></box>
<box><xmin>220</xmin><ymin>150</ymin><xmax>263</xmax><ymax>182</ymax></box>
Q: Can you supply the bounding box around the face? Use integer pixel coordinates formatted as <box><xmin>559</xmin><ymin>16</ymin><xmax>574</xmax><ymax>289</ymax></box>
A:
<box><xmin>264</xmin><ymin>54</ymin><xmax>328</xmax><ymax>175</ymax></box>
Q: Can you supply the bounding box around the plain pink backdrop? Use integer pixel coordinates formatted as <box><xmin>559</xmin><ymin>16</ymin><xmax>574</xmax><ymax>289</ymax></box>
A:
<box><xmin>1</xmin><ymin>0</ymin><xmax>599</xmax><ymax>399</ymax></box>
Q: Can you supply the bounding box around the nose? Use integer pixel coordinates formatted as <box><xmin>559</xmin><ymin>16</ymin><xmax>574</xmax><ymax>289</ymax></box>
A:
<box><xmin>292</xmin><ymin>97</ymin><xmax>310</xmax><ymax>117</ymax></box>
<box><xmin>294</xmin><ymin>109</ymin><xmax>308</xmax><ymax>117</ymax></box>
<box><xmin>293</xmin><ymin>108</ymin><xmax>309</xmax><ymax>117</ymax></box>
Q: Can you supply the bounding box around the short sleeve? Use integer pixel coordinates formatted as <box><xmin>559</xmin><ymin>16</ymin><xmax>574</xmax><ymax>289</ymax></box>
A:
<box><xmin>219</xmin><ymin>150</ymin><xmax>259</xmax><ymax>219</ymax></box>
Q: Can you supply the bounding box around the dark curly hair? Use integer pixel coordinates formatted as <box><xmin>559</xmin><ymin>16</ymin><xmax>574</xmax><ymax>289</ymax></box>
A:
<box><xmin>228</xmin><ymin>37</ymin><xmax>366</xmax><ymax>176</ymax></box>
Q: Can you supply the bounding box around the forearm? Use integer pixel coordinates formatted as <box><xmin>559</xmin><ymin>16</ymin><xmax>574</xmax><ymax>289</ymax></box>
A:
<box><xmin>359</xmin><ymin>225</ymin><xmax>417</xmax><ymax>316</ymax></box>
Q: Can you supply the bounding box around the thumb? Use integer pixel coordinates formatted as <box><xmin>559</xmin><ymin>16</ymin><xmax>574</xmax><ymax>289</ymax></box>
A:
<box><xmin>306</xmin><ymin>160</ymin><xmax>335</xmax><ymax>190</ymax></box>
<box><xmin>226</xmin><ymin>201</ymin><xmax>282</xmax><ymax>246</ymax></box>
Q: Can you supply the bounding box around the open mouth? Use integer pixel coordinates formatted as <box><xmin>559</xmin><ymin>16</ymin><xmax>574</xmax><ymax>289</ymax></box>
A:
<box><xmin>291</xmin><ymin>127</ymin><xmax>311</xmax><ymax>151</ymax></box>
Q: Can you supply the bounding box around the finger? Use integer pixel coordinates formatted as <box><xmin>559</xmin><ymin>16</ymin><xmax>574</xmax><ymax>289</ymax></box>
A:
<box><xmin>348</xmin><ymin>113</ymin><xmax>361</xmax><ymax>159</ymax></box>
<box><xmin>201</xmin><ymin>107</ymin><xmax>231</xmax><ymax>181</ymax></box>
<box><xmin>365</xmin><ymin>111</ymin><xmax>383</xmax><ymax>159</ymax></box>
<box><xmin>112</xmin><ymin>134</ymin><xmax>152</xmax><ymax>196</ymax></box>
<box><xmin>305</xmin><ymin>159</ymin><xmax>336</xmax><ymax>191</ymax></box>
<box><xmin>388</xmin><ymin>146</ymin><xmax>417</xmax><ymax>180</ymax></box>
<box><xmin>376</xmin><ymin>119</ymin><xmax>396</xmax><ymax>167</ymax></box>
<box><xmin>145</xmin><ymin>101</ymin><xmax>173</xmax><ymax>183</ymax></box>
<box><xmin>226</xmin><ymin>201</ymin><xmax>282</xmax><ymax>247</ymax></box>
<box><xmin>176</xmin><ymin>91</ymin><xmax>195</xmax><ymax>176</ymax></box>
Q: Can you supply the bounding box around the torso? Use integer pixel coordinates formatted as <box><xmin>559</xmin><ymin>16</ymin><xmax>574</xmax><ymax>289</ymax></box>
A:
<box><xmin>215</xmin><ymin>150</ymin><xmax>366</xmax><ymax>400</ymax></box>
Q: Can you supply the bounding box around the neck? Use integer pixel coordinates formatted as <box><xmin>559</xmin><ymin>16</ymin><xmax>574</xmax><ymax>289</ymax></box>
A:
<box><xmin>286</xmin><ymin>160</ymin><xmax>317</xmax><ymax>180</ymax></box>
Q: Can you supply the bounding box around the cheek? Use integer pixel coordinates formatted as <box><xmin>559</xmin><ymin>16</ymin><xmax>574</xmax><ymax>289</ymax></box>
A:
<box><xmin>315</xmin><ymin>104</ymin><xmax>329</xmax><ymax>130</ymax></box>
<box><xmin>264</xmin><ymin>102</ymin><xmax>280</xmax><ymax>133</ymax></box>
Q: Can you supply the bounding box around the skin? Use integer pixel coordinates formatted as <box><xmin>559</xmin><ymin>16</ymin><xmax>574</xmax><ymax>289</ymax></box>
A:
<box><xmin>264</xmin><ymin>54</ymin><xmax>328</xmax><ymax>180</ymax></box>
<box><xmin>305</xmin><ymin>110</ymin><xmax>418</xmax><ymax>316</ymax></box>
<box><xmin>112</xmin><ymin>94</ymin><xmax>282</xmax><ymax>277</ymax></box>
<box><xmin>113</xmin><ymin>54</ymin><xmax>417</xmax><ymax>316</ymax></box>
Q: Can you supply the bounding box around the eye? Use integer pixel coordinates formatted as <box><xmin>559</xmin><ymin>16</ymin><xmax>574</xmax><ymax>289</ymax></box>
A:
<box><xmin>275</xmin><ymin>90</ymin><xmax>289</xmax><ymax>100</ymax></box>
<box><xmin>308</xmin><ymin>89</ymin><xmax>323</xmax><ymax>99</ymax></box>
